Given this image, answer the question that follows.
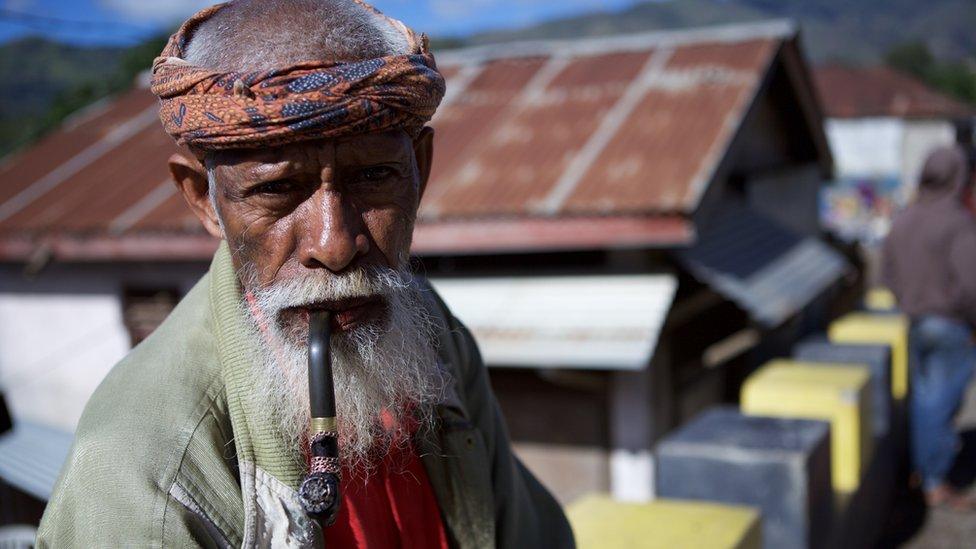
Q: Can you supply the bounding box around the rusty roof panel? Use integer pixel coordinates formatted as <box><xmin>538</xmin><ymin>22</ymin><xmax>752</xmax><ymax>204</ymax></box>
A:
<box><xmin>412</xmin><ymin>214</ymin><xmax>692</xmax><ymax>255</ymax></box>
<box><xmin>814</xmin><ymin>64</ymin><xmax>975</xmax><ymax>119</ymax></box>
<box><xmin>130</xmin><ymin>191</ymin><xmax>201</xmax><ymax>233</ymax></box>
<box><xmin>0</xmin><ymin>89</ymin><xmax>156</xmax><ymax>208</ymax></box>
<box><xmin>561</xmin><ymin>87</ymin><xmax>749</xmax><ymax>213</ymax></box>
<box><xmin>561</xmin><ymin>39</ymin><xmax>775</xmax><ymax>214</ymax></box>
<box><xmin>548</xmin><ymin>50</ymin><xmax>654</xmax><ymax>87</ymax></box>
<box><xmin>0</xmin><ymin>232</ymin><xmax>217</xmax><ymax>262</ymax></box>
<box><xmin>422</xmin><ymin>51</ymin><xmax>651</xmax><ymax>219</ymax></box>
<box><xmin>424</xmin><ymin>57</ymin><xmax>548</xmax><ymax>202</ymax></box>
<box><xmin>665</xmin><ymin>38</ymin><xmax>775</xmax><ymax>72</ymax></box>
<box><xmin>0</xmin><ymin>24</ymin><xmax>810</xmax><ymax>260</ymax></box>
<box><xmin>2</xmin><ymin>124</ymin><xmax>173</xmax><ymax>232</ymax></box>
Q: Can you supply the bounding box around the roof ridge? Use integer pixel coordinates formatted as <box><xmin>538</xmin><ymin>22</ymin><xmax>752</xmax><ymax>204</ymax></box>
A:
<box><xmin>436</xmin><ymin>19</ymin><xmax>796</xmax><ymax>66</ymax></box>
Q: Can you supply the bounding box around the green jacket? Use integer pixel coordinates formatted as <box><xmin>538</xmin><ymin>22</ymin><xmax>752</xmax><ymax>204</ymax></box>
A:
<box><xmin>37</xmin><ymin>242</ymin><xmax>573</xmax><ymax>548</ymax></box>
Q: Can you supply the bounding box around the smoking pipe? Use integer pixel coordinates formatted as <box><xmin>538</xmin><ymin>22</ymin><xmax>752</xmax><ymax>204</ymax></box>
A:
<box><xmin>298</xmin><ymin>310</ymin><xmax>341</xmax><ymax>527</ymax></box>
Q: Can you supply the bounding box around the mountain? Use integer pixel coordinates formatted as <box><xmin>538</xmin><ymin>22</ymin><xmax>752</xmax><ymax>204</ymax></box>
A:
<box><xmin>0</xmin><ymin>37</ymin><xmax>126</xmax><ymax>154</ymax></box>
<box><xmin>0</xmin><ymin>35</ymin><xmax>166</xmax><ymax>157</ymax></box>
<box><xmin>0</xmin><ymin>37</ymin><xmax>124</xmax><ymax>120</ymax></box>
<box><xmin>468</xmin><ymin>0</ymin><xmax>976</xmax><ymax>65</ymax></box>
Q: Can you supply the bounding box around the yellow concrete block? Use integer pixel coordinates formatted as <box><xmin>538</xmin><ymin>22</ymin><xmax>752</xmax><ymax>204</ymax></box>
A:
<box><xmin>865</xmin><ymin>287</ymin><xmax>896</xmax><ymax>312</ymax></box>
<box><xmin>829</xmin><ymin>312</ymin><xmax>909</xmax><ymax>399</ymax></box>
<box><xmin>567</xmin><ymin>495</ymin><xmax>761</xmax><ymax>549</ymax></box>
<box><xmin>741</xmin><ymin>360</ymin><xmax>872</xmax><ymax>493</ymax></box>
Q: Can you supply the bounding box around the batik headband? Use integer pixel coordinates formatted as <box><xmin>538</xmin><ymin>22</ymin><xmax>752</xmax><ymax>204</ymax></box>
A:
<box><xmin>150</xmin><ymin>1</ymin><xmax>446</xmax><ymax>150</ymax></box>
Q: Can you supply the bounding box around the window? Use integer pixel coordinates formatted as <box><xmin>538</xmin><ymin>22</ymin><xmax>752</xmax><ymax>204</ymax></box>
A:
<box><xmin>121</xmin><ymin>287</ymin><xmax>180</xmax><ymax>346</ymax></box>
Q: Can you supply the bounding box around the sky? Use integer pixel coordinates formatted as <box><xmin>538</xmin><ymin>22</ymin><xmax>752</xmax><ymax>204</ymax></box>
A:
<box><xmin>0</xmin><ymin>0</ymin><xmax>640</xmax><ymax>46</ymax></box>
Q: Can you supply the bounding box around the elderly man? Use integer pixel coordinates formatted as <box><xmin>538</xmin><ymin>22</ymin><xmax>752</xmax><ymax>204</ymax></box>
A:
<box><xmin>37</xmin><ymin>1</ymin><xmax>573</xmax><ymax>547</ymax></box>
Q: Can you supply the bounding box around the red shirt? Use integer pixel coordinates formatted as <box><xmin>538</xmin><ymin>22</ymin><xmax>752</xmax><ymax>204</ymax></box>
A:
<box><xmin>322</xmin><ymin>440</ymin><xmax>450</xmax><ymax>548</ymax></box>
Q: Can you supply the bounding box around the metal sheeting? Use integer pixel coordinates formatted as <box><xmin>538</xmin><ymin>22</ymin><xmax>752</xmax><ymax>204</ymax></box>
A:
<box><xmin>429</xmin><ymin>274</ymin><xmax>677</xmax><ymax>370</ymax></box>
<box><xmin>562</xmin><ymin>40</ymin><xmax>774</xmax><ymax>214</ymax></box>
<box><xmin>676</xmin><ymin>204</ymin><xmax>849</xmax><ymax>327</ymax></box>
<box><xmin>0</xmin><ymin>90</ymin><xmax>156</xmax><ymax>209</ymax></box>
<box><xmin>0</xmin><ymin>422</ymin><xmax>73</xmax><ymax>501</ymax></box>
<box><xmin>411</xmin><ymin>214</ymin><xmax>692</xmax><ymax>255</ymax></box>
<box><xmin>422</xmin><ymin>35</ymin><xmax>779</xmax><ymax>220</ymax></box>
<box><xmin>815</xmin><ymin>65</ymin><xmax>974</xmax><ymax>119</ymax></box>
<box><xmin>0</xmin><ymin>22</ymin><xmax>818</xmax><ymax>261</ymax></box>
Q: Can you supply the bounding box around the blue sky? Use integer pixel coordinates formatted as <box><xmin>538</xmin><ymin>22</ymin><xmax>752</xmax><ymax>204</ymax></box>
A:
<box><xmin>0</xmin><ymin>0</ymin><xmax>640</xmax><ymax>46</ymax></box>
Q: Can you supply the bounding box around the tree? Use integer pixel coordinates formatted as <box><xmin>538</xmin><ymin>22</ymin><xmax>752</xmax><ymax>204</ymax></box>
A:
<box><xmin>885</xmin><ymin>41</ymin><xmax>976</xmax><ymax>106</ymax></box>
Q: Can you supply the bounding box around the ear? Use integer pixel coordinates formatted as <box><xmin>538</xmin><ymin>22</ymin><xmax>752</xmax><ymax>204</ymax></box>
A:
<box><xmin>412</xmin><ymin>126</ymin><xmax>434</xmax><ymax>200</ymax></box>
<box><xmin>168</xmin><ymin>152</ymin><xmax>223</xmax><ymax>239</ymax></box>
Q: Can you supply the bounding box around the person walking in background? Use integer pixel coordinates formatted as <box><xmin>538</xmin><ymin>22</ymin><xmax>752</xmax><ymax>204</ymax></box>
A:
<box><xmin>883</xmin><ymin>144</ymin><xmax>976</xmax><ymax>509</ymax></box>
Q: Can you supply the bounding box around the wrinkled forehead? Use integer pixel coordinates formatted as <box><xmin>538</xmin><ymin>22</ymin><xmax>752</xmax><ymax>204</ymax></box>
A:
<box><xmin>205</xmin><ymin>129</ymin><xmax>415</xmax><ymax>169</ymax></box>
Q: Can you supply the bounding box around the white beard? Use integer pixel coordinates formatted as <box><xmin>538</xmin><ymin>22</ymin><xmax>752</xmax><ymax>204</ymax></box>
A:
<box><xmin>237</xmin><ymin>263</ymin><xmax>447</xmax><ymax>472</ymax></box>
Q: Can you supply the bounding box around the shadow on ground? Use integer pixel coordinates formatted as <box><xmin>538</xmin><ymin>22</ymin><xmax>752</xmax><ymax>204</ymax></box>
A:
<box><xmin>946</xmin><ymin>429</ymin><xmax>976</xmax><ymax>488</ymax></box>
<box><xmin>875</xmin><ymin>428</ymin><xmax>976</xmax><ymax>547</ymax></box>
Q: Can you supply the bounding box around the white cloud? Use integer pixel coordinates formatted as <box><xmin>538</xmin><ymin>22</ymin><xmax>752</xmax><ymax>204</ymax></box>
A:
<box><xmin>98</xmin><ymin>0</ymin><xmax>217</xmax><ymax>24</ymax></box>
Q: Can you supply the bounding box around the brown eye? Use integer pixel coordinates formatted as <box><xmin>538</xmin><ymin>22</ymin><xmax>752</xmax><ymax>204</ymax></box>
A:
<box><xmin>360</xmin><ymin>166</ymin><xmax>395</xmax><ymax>182</ymax></box>
<box><xmin>253</xmin><ymin>179</ymin><xmax>299</xmax><ymax>195</ymax></box>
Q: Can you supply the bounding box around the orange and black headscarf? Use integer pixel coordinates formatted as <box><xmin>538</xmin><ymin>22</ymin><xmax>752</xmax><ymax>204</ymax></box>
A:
<box><xmin>150</xmin><ymin>1</ymin><xmax>446</xmax><ymax>150</ymax></box>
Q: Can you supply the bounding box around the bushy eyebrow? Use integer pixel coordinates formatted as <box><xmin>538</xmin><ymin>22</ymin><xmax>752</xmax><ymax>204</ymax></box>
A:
<box><xmin>337</xmin><ymin>143</ymin><xmax>412</xmax><ymax>166</ymax></box>
<box><xmin>220</xmin><ymin>160</ymin><xmax>304</xmax><ymax>187</ymax></box>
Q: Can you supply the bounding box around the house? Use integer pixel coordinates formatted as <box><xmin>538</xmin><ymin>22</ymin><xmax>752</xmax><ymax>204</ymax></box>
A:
<box><xmin>814</xmin><ymin>64</ymin><xmax>974</xmax><ymax>243</ymax></box>
<box><xmin>0</xmin><ymin>20</ymin><xmax>849</xmax><ymax>507</ymax></box>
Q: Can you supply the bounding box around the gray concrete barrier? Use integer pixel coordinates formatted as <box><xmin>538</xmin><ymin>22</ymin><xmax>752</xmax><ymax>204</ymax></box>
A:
<box><xmin>656</xmin><ymin>407</ymin><xmax>833</xmax><ymax>549</ymax></box>
<box><xmin>793</xmin><ymin>337</ymin><xmax>893</xmax><ymax>438</ymax></box>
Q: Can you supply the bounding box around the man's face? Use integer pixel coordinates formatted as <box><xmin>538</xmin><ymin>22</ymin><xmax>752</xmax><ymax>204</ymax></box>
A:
<box><xmin>207</xmin><ymin>129</ymin><xmax>427</xmax><ymax>338</ymax></box>
<box><xmin>172</xmin><ymin>128</ymin><xmax>442</xmax><ymax>465</ymax></box>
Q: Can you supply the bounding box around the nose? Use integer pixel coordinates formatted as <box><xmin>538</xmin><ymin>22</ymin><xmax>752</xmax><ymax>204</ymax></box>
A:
<box><xmin>298</xmin><ymin>188</ymin><xmax>370</xmax><ymax>272</ymax></box>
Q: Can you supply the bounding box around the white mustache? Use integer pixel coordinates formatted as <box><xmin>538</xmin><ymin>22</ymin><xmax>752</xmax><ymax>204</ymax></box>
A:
<box><xmin>245</xmin><ymin>264</ymin><xmax>413</xmax><ymax>316</ymax></box>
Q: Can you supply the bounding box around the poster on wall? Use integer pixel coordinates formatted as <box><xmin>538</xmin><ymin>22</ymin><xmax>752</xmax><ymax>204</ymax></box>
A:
<box><xmin>820</xmin><ymin>175</ymin><xmax>903</xmax><ymax>244</ymax></box>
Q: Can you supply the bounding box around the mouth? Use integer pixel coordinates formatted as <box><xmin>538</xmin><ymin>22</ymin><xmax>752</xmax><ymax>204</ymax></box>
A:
<box><xmin>285</xmin><ymin>296</ymin><xmax>387</xmax><ymax>332</ymax></box>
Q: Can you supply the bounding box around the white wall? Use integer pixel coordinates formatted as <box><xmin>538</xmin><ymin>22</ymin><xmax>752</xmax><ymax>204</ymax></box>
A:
<box><xmin>825</xmin><ymin>117</ymin><xmax>903</xmax><ymax>178</ymax></box>
<box><xmin>0</xmin><ymin>293</ymin><xmax>130</xmax><ymax>430</ymax></box>
<box><xmin>826</xmin><ymin>116</ymin><xmax>956</xmax><ymax>186</ymax></box>
<box><xmin>0</xmin><ymin>262</ymin><xmax>207</xmax><ymax>431</ymax></box>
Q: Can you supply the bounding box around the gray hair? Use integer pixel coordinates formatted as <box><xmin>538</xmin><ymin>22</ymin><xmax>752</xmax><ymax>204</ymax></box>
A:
<box><xmin>205</xmin><ymin>159</ymin><xmax>225</xmax><ymax>233</ymax></box>
<box><xmin>183</xmin><ymin>0</ymin><xmax>410</xmax><ymax>72</ymax></box>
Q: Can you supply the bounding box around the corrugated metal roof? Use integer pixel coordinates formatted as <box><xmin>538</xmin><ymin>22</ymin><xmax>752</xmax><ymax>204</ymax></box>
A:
<box><xmin>430</xmin><ymin>274</ymin><xmax>676</xmax><ymax>369</ymax></box>
<box><xmin>0</xmin><ymin>21</ymin><xmax>821</xmax><ymax>261</ymax></box>
<box><xmin>814</xmin><ymin>64</ymin><xmax>975</xmax><ymax>120</ymax></box>
<box><xmin>675</xmin><ymin>202</ymin><xmax>849</xmax><ymax>327</ymax></box>
<box><xmin>422</xmin><ymin>30</ymin><xmax>781</xmax><ymax>221</ymax></box>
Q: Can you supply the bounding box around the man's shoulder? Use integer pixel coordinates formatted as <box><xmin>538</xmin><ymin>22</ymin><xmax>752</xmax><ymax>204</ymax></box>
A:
<box><xmin>40</xmin><ymin>273</ymin><xmax>240</xmax><ymax>545</ymax></box>
<box><xmin>80</xmin><ymin>272</ymin><xmax>224</xmax><ymax>452</ymax></box>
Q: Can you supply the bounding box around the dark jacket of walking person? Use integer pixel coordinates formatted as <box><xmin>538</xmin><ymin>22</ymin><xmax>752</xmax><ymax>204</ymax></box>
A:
<box><xmin>883</xmin><ymin>144</ymin><xmax>976</xmax><ymax>507</ymax></box>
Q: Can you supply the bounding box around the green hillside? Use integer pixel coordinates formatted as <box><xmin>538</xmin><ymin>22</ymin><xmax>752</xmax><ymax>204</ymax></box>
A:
<box><xmin>0</xmin><ymin>35</ymin><xmax>165</xmax><ymax>157</ymax></box>
<box><xmin>0</xmin><ymin>38</ymin><xmax>124</xmax><ymax>154</ymax></box>
<box><xmin>471</xmin><ymin>0</ymin><xmax>975</xmax><ymax>65</ymax></box>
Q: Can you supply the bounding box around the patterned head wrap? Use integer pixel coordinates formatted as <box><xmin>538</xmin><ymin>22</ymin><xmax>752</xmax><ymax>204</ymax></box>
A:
<box><xmin>150</xmin><ymin>1</ymin><xmax>445</xmax><ymax>150</ymax></box>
